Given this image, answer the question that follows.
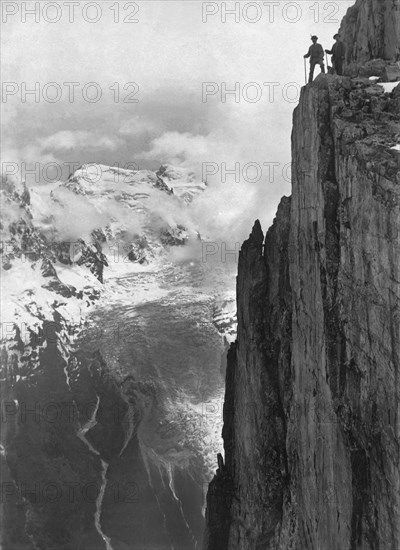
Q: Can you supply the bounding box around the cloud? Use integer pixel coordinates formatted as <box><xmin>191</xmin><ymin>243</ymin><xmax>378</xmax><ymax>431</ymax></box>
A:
<box><xmin>41</xmin><ymin>131</ymin><xmax>121</xmax><ymax>152</ymax></box>
<box><xmin>30</xmin><ymin>184</ymin><xmax>147</xmax><ymax>242</ymax></box>
<box><xmin>137</xmin><ymin>101</ymin><xmax>289</xmax><ymax>245</ymax></box>
<box><xmin>30</xmin><ymin>185</ymin><xmax>107</xmax><ymax>241</ymax></box>
<box><xmin>141</xmin><ymin>131</ymin><xmax>209</xmax><ymax>167</ymax></box>
<box><xmin>2</xmin><ymin>129</ymin><xmax>124</xmax><ymax>187</ymax></box>
<box><xmin>1</xmin><ymin>142</ymin><xmax>61</xmax><ymax>186</ymax></box>
<box><xmin>119</xmin><ymin>116</ymin><xmax>160</xmax><ymax>137</ymax></box>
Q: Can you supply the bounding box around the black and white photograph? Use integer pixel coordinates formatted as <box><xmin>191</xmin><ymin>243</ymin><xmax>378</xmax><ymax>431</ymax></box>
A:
<box><xmin>1</xmin><ymin>0</ymin><xmax>399</xmax><ymax>548</ymax></box>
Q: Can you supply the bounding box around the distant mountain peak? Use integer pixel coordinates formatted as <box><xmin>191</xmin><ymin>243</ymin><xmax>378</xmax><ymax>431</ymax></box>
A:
<box><xmin>156</xmin><ymin>164</ymin><xmax>207</xmax><ymax>203</ymax></box>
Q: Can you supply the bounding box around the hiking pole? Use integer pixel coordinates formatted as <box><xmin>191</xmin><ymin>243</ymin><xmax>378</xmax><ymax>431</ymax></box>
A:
<box><xmin>304</xmin><ymin>58</ymin><xmax>307</xmax><ymax>85</ymax></box>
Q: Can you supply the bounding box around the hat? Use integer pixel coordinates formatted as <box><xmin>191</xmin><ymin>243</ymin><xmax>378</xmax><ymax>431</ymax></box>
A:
<box><xmin>333</xmin><ymin>33</ymin><xmax>340</xmax><ymax>39</ymax></box>
<box><xmin>311</xmin><ymin>35</ymin><xmax>318</xmax><ymax>40</ymax></box>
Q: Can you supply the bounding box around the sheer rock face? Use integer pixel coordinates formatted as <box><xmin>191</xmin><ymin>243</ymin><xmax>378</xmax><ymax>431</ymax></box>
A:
<box><xmin>205</xmin><ymin>202</ymin><xmax>293</xmax><ymax>550</ymax></box>
<box><xmin>339</xmin><ymin>0</ymin><xmax>400</xmax><ymax>65</ymax></box>
<box><xmin>204</xmin><ymin>73</ymin><xmax>400</xmax><ymax>550</ymax></box>
<box><xmin>287</xmin><ymin>75</ymin><xmax>399</xmax><ymax>549</ymax></box>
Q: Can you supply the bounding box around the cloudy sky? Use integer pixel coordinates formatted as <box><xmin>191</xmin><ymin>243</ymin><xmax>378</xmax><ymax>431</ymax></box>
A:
<box><xmin>2</xmin><ymin>0</ymin><xmax>353</xmax><ymax>241</ymax></box>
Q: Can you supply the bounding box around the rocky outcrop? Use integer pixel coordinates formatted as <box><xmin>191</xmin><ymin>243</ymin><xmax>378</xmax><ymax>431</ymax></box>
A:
<box><xmin>204</xmin><ymin>20</ymin><xmax>400</xmax><ymax>550</ymax></box>
<box><xmin>205</xmin><ymin>202</ymin><xmax>292</xmax><ymax>549</ymax></box>
<box><xmin>339</xmin><ymin>0</ymin><xmax>400</xmax><ymax>65</ymax></box>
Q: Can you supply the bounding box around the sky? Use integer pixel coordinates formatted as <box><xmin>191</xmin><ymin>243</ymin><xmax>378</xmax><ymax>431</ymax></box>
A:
<box><xmin>1</xmin><ymin>0</ymin><xmax>354</xmax><ymax>243</ymax></box>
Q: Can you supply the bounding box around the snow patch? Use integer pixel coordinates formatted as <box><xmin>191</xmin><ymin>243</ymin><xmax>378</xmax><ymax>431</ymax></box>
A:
<box><xmin>377</xmin><ymin>81</ymin><xmax>399</xmax><ymax>93</ymax></box>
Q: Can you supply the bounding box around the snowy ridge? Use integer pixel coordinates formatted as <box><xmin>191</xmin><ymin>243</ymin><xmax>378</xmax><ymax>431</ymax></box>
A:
<box><xmin>156</xmin><ymin>164</ymin><xmax>207</xmax><ymax>204</ymax></box>
<box><xmin>1</xmin><ymin>162</ymin><xmax>207</xmax><ymax>349</ymax></box>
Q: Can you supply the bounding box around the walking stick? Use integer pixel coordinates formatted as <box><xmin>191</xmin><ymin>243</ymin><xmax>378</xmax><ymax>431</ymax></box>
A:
<box><xmin>304</xmin><ymin>58</ymin><xmax>307</xmax><ymax>85</ymax></box>
<box><xmin>325</xmin><ymin>52</ymin><xmax>329</xmax><ymax>73</ymax></box>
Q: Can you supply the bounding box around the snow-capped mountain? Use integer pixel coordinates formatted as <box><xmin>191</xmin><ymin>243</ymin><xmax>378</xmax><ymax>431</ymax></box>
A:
<box><xmin>156</xmin><ymin>164</ymin><xmax>207</xmax><ymax>203</ymax></box>
<box><xmin>0</xmin><ymin>163</ymin><xmax>236</xmax><ymax>550</ymax></box>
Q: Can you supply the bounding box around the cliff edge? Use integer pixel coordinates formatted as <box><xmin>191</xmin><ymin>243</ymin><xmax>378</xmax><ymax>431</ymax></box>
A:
<box><xmin>204</xmin><ymin>0</ymin><xmax>400</xmax><ymax>548</ymax></box>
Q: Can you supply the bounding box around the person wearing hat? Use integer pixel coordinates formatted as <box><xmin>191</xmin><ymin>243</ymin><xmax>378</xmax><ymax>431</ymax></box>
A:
<box><xmin>304</xmin><ymin>35</ymin><xmax>325</xmax><ymax>83</ymax></box>
<box><xmin>325</xmin><ymin>34</ymin><xmax>346</xmax><ymax>75</ymax></box>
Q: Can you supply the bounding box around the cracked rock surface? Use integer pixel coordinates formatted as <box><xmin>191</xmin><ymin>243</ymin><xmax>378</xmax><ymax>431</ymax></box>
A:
<box><xmin>204</xmin><ymin>27</ymin><xmax>400</xmax><ymax>550</ymax></box>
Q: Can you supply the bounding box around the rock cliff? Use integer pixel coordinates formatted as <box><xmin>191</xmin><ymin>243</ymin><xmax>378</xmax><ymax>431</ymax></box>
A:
<box><xmin>339</xmin><ymin>0</ymin><xmax>400</xmax><ymax>65</ymax></box>
<box><xmin>204</xmin><ymin>1</ymin><xmax>400</xmax><ymax>548</ymax></box>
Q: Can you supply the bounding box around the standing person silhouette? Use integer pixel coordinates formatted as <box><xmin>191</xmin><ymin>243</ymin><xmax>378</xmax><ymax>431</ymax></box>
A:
<box><xmin>304</xmin><ymin>35</ymin><xmax>325</xmax><ymax>83</ymax></box>
<box><xmin>325</xmin><ymin>34</ymin><xmax>346</xmax><ymax>75</ymax></box>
